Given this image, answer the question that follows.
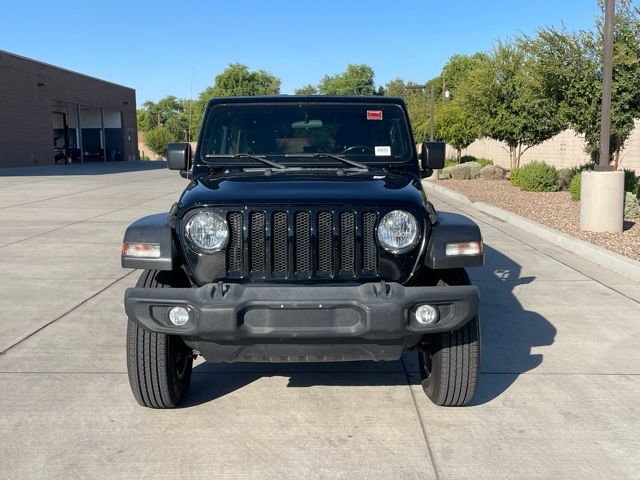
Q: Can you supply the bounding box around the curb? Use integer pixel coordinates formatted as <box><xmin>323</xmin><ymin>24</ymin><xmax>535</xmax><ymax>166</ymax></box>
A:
<box><xmin>423</xmin><ymin>180</ymin><xmax>640</xmax><ymax>282</ymax></box>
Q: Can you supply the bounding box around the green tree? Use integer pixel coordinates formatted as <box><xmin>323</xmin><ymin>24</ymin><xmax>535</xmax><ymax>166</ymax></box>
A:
<box><xmin>441</xmin><ymin>53</ymin><xmax>489</xmax><ymax>97</ymax></box>
<box><xmin>383</xmin><ymin>78</ymin><xmax>433</xmax><ymax>143</ymax></box>
<box><xmin>144</xmin><ymin>126</ymin><xmax>174</xmax><ymax>158</ymax></box>
<box><xmin>295</xmin><ymin>84</ymin><xmax>318</xmax><ymax>95</ymax></box>
<box><xmin>137</xmin><ymin>95</ymin><xmax>195</xmax><ymax>142</ymax></box>
<box><xmin>435</xmin><ymin>100</ymin><xmax>479</xmax><ymax>163</ymax></box>
<box><xmin>317</xmin><ymin>64</ymin><xmax>376</xmax><ymax>95</ymax></box>
<box><xmin>527</xmin><ymin>1</ymin><xmax>640</xmax><ymax>168</ymax></box>
<box><xmin>458</xmin><ymin>41</ymin><xmax>565</xmax><ymax>169</ymax></box>
<box><xmin>194</xmin><ymin>63</ymin><xmax>281</xmax><ymax>135</ymax></box>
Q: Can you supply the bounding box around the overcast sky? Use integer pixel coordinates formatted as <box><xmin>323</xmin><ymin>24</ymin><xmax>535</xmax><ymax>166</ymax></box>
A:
<box><xmin>1</xmin><ymin>0</ymin><xmax>613</xmax><ymax>104</ymax></box>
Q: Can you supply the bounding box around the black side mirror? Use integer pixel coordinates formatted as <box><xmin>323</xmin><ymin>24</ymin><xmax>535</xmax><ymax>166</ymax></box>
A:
<box><xmin>420</xmin><ymin>141</ymin><xmax>446</xmax><ymax>177</ymax></box>
<box><xmin>167</xmin><ymin>142</ymin><xmax>192</xmax><ymax>172</ymax></box>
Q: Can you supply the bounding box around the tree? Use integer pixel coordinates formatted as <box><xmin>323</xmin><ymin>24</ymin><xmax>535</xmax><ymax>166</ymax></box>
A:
<box><xmin>441</xmin><ymin>53</ymin><xmax>489</xmax><ymax>97</ymax></box>
<box><xmin>527</xmin><ymin>1</ymin><xmax>640</xmax><ymax>168</ymax></box>
<box><xmin>316</xmin><ymin>64</ymin><xmax>376</xmax><ymax>95</ymax></box>
<box><xmin>194</xmin><ymin>63</ymin><xmax>281</xmax><ymax>135</ymax></box>
<box><xmin>384</xmin><ymin>78</ymin><xmax>432</xmax><ymax>143</ymax></box>
<box><xmin>435</xmin><ymin>100</ymin><xmax>479</xmax><ymax>162</ymax></box>
<box><xmin>137</xmin><ymin>96</ymin><xmax>195</xmax><ymax>142</ymax></box>
<box><xmin>458</xmin><ymin>41</ymin><xmax>565</xmax><ymax>169</ymax></box>
<box><xmin>144</xmin><ymin>126</ymin><xmax>174</xmax><ymax>158</ymax></box>
<box><xmin>295</xmin><ymin>84</ymin><xmax>318</xmax><ymax>95</ymax></box>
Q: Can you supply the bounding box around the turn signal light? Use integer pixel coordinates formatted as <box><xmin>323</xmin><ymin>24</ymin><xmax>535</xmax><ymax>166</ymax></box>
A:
<box><xmin>122</xmin><ymin>242</ymin><xmax>161</xmax><ymax>258</ymax></box>
<box><xmin>445</xmin><ymin>241</ymin><xmax>483</xmax><ymax>256</ymax></box>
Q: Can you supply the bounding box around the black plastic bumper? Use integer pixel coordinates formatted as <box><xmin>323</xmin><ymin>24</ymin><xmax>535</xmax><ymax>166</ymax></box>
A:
<box><xmin>124</xmin><ymin>281</ymin><xmax>479</xmax><ymax>362</ymax></box>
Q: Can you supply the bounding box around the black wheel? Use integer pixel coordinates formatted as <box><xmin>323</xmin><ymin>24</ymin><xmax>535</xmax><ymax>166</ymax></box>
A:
<box><xmin>126</xmin><ymin>269</ymin><xmax>193</xmax><ymax>408</ymax></box>
<box><xmin>418</xmin><ymin>268</ymin><xmax>480</xmax><ymax>407</ymax></box>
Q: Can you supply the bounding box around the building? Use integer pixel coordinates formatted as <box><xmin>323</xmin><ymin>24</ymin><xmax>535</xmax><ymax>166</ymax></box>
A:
<box><xmin>0</xmin><ymin>50</ymin><xmax>138</xmax><ymax>168</ymax></box>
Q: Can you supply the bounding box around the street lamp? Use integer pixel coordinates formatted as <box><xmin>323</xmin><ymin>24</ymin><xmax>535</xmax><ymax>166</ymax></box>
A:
<box><xmin>579</xmin><ymin>0</ymin><xmax>625</xmax><ymax>233</ymax></box>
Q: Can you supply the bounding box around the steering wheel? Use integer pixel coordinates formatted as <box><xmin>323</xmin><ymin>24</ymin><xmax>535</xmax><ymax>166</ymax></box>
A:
<box><xmin>342</xmin><ymin>145</ymin><xmax>374</xmax><ymax>155</ymax></box>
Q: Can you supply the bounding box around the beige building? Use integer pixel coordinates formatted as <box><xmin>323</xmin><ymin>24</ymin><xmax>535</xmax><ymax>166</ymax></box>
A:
<box><xmin>456</xmin><ymin>120</ymin><xmax>640</xmax><ymax>172</ymax></box>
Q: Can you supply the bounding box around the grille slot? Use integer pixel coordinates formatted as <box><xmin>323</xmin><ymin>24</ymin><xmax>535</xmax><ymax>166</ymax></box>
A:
<box><xmin>272</xmin><ymin>211</ymin><xmax>288</xmax><ymax>274</ymax></box>
<box><xmin>317</xmin><ymin>211</ymin><xmax>333</xmax><ymax>274</ymax></box>
<box><xmin>339</xmin><ymin>211</ymin><xmax>356</xmax><ymax>274</ymax></box>
<box><xmin>363</xmin><ymin>212</ymin><xmax>377</xmax><ymax>271</ymax></box>
<box><xmin>227</xmin><ymin>212</ymin><xmax>244</xmax><ymax>273</ymax></box>
<box><xmin>295</xmin><ymin>211</ymin><xmax>311</xmax><ymax>273</ymax></box>
<box><xmin>250</xmin><ymin>212</ymin><xmax>266</xmax><ymax>273</ymax></box>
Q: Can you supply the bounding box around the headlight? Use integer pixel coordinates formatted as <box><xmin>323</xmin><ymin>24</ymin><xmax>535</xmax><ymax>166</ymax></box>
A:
<box><xmin>185</xmin><ymin>211</ymin><xmax>228</xmax><ymax>252</ymax></box>
<box><xmin>377</xmin><ymin>210</ymin><xmax>419</xmax><ymax>253</ymax></box>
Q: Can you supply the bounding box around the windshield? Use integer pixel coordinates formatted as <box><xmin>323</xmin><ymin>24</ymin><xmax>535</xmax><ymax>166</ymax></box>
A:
<box><xmin>199</xmin><ymin>102</ymin><xmax>413</xmax><ymax>164</ymax></box>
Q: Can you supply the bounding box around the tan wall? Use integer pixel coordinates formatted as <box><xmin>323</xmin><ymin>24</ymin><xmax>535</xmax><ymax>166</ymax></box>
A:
<box><xmin>454</xmin><ymin>120</ymin><xmax>640</xmax><ymax>172</ymax></box>
<box><xmin>0</xmin><ymin>50</ymin><xmax>138</xmax><ymax>168</ymax></box>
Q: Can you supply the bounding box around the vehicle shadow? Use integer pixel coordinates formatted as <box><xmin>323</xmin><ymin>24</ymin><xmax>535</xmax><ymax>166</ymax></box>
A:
<box><xmin>0</xmin><ymin>160</ymin><xmax>167</xmax><ymax>177</ymax></box>
<box><xmin>179</xmin><ymin>244</ymin><xmax>556</xmax><ymax>408</ymax></box>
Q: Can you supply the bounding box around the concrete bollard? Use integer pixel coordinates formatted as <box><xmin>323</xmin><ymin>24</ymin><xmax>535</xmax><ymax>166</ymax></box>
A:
<box><xmin>579</xmin><ymin>170</ymin><xmax>625</xmax><ymax>233</ymax></box>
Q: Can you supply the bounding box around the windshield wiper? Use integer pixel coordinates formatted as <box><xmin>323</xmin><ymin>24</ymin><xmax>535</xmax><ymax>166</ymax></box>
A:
<box><xmin>285</xmin><ymin>153</ymin><xmax>369</xmax><ymax>171</ymax></box>
<box><xmin>205</xmin><ymin>153</ymin><xmax>287</xmax><ymax>170</ymax></box>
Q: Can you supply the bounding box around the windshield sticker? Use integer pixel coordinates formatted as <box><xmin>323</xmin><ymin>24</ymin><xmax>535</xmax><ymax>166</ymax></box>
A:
<box><xmin>375</xmin><ymin>146</ymin><xmax>392</xmax><ymax>156</ymax></box>
<box><xmin>366</xmin><ymin>110</ymin><xmax>383</xmax><ymax>120</ymax></box>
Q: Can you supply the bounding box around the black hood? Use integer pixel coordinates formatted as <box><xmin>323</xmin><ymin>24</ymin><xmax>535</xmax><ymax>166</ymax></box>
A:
<box><xmin>177</xmin><ymin>170</ymin><xmax>429</xmax><ymax>213</ymax></box>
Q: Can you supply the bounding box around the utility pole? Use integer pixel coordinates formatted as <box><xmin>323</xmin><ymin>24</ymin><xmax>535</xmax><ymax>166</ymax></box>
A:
<box><xmin>580</xmin><ymin>0</ymin><xmax>624</xmax><ymax>233</ymax></box>
<box><xmin>597</xmin><ymin>0</ymin><xmax>615</xmax><ymax>171</ymax></box>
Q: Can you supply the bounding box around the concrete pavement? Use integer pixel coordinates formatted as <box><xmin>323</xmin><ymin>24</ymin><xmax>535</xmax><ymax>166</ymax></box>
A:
<box><xmin>0</xmin><ymin>162</ymin><xmax>639</xmax><ymax>479</ymax></box>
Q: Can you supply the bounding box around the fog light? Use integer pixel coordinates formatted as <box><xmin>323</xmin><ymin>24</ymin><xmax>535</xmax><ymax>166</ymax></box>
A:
<box><xmin>168</xmin><ymin>306</ymin><xmax>189</xmax><ymax>326</ymax></box>
<box><xmin>415</xmin><ymin>305</ymin><xmax>439</xmax><ymax>325</ymax></box>
<box><xmin>122</xmin><ymin>242</ymin><xmax>161</xmax><ymax>258</ymax></box>
<box><xmin>445</xmin><ymin>241</ymin><xmax>483</xmax><ymax>256</ymax></box>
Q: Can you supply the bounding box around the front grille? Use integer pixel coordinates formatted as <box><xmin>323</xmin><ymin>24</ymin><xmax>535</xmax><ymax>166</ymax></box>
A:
<box><xmin>226</xmin><ymin>207</ymin><xmax>380</xmax><ymax>280</ymax></box>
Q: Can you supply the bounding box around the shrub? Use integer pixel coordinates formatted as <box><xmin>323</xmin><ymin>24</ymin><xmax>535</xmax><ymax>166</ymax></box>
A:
<box><xmin>556</xmin><ymin>168</ymin><xmax>575</xmax><ymax>191</ymax></box>
<box><xmin>445</xmin><ymin>158</ymin><xmax>458</xmax><ymax>168</ymax></box>
<box><xmin>509</xmin><ymin>168</ymin><xmax>521</xmax><ymax>187</ymax></box>
<box><xmin>636</xmin><ymin>183</ymin><xmax>640</xmax><ymax>201</ymax></box>
<box><xmin>624</xmin><ymin>192</ymin><xmax>640</xmax><ymax>220</ymax></box>
<box><xmin>623</xmin><ymin>169</ymin><xmax>638</xmax><ymax>193</ymax></box>
<box><xmin>450</xmin><ymin>161</ymin><xmax>482</xmax><ymax>180</ymax></box>
<box><xmin>439</xmin><ymin>166</ymin><xmax>453</xmax><ymax>179</ymax></box>
<box><xmin>460</xmin><ymin>155</ymin><xmax>476</xmax><ymax>164</ymax></box>
<box><xmin>476</xmin><ymin>158</ymin><xmax>494</xmax><ymax>168</ymax></box>
<box><xmin>517</xmin><ymin>161</ymin><xmax>559</xmax><ymax>192</ymax></box>
<box><xmin>480</xmin><ymin>165</ymin><xmax>506</xmax><ymax>180</ymax></box>
<box><xmin>569</xmin><ymin>173</ymin><xmax>581</xmax><ymax>201</ymax></box>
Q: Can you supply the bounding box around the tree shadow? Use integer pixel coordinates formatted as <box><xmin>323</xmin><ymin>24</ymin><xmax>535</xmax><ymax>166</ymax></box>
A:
<box><xmin>0</xmin><ymin>160</ymin><xmax>167</xmax><ymax>177</ymax></box>
<box><xmin>178</xmin><ymin>244</ymin><xmax>556</xmax><ymax>408</ymax></box>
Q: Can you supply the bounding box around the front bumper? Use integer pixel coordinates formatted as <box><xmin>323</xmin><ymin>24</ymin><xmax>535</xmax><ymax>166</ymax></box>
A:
<box><xmin>124</xmin><ymin>281</ymin><xmax>479</xmax><ymax>361</ymax></box>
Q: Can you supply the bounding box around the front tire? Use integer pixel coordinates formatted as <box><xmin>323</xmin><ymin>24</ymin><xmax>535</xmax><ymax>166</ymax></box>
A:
<box><xmin>418</xmin><ymin>268</ymin><xmax>480</xmax><ymax>407</ymax></box>
<box><xmin>126</xmin><ymin>269</ymin><xmax>193</xmax><ymax>408</ymax></box>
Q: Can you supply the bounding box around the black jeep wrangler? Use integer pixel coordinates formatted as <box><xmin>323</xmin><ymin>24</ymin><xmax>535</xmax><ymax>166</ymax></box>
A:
<box><xmin>122</xmin><ymin>96</ymin><xmax>483</xmax><ymax>408</ymax></box>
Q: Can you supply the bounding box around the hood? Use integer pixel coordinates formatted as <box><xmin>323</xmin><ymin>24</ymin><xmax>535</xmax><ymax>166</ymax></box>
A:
<box><xmin>177</xmin><ymin>170</ymin><xmax>429</xmax><ymax>212</ymax></box>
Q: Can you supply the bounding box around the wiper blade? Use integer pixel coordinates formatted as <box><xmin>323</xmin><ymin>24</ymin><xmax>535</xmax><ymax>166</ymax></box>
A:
<box><xmin>205</xmin><ymin>153</ymin><xmax>287</xmax><ymax>170</ymax></box>
<box><xmin>285</xmin><ymin>153</ymin><xmax>369</xmax><ymax>171</ymax></box>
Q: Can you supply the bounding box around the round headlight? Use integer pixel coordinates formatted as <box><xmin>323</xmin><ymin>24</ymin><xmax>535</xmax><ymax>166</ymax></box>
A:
<box><xmin>185</xmin><ymin>211</ymin><xmax>228</xmax><ymax>252</ymax></box>
<box><xmin>377</xmin><ymin>210</ymin><xmax>419</xmax><ymax>253</ymax></box>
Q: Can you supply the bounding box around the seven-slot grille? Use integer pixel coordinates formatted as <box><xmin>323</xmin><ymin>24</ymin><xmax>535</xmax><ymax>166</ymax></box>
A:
<box><xmin>226</xmin><ymin>208</ymin><xmax>379</xmax><ymax>280</ymax></box>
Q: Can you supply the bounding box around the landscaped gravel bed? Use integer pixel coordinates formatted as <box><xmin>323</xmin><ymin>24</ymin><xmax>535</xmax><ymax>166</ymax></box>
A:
<box><xmin>433</xmin><ymin>178</ymin><xmax>640</xmax><ymax>262</ymax></box>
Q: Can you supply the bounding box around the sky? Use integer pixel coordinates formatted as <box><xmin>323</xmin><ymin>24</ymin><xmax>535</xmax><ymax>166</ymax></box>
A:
<box><xmin>1</xmin><ymin>0</ymin><xmax>607</xmax><ymax>105</ymax></box>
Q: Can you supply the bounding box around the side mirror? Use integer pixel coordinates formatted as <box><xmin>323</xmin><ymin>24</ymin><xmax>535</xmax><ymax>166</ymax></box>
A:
<box><xmin>167</xmin><ymin>142</ymin><xmax>192</xmax><ymax>172</ymax></box>
<box><xmin>420</xmin><ymin>141</ymin><xmax>445</xmax><ymax>177</ymax></box>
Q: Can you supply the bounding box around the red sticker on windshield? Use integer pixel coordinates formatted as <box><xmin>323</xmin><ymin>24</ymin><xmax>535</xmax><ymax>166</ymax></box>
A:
<box><xmin>366</xmin><ymin>110</ymin><xmax>383</xmax><ymax>120</ymax></box>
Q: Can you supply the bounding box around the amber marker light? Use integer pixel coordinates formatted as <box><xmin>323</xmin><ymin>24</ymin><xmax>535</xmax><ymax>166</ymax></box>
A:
<box><xmin>122</xmin><ymin>242</ymin><xmax>161</xmax><ymax>258</ymax></box>
<box><xmin>445</xmin><ymin>241</ymin><xmax>484</xmax><ymax>256</ymax></box>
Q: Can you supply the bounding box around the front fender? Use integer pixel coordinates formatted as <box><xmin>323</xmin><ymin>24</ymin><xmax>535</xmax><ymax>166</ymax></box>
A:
<box><xmin>424</xmin><ymin>212</ymin><xmax>484</xmax><ymax>269</ymax></box>
<box><xmin>121</xmin><ymin>213</ymin><xmax>177</xmax><ymax>270</ymax></box>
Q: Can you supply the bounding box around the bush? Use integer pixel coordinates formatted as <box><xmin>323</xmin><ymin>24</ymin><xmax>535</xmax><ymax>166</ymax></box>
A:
<box><xmin>509</xmin><ymin>168</ymin><xmax>521</xmax><ymax>187</ymax></box>
<box><xmin>439</xmin><ymin>166</ymin><xmax>454</xmax><ymax>179</ymax></box>
<box><xmin>636</xmin><ymin>183</ymin><xmax>640</xmax><ymax>201</ymax></box>
<box><xmin>476</xmin><ymin>158</ymin><xmax>494</xmax><ymax>168</ymax></box>
<box><xmin>623</xmin><ymin>169</ymin><xmax>638</xmax><ymax>193</ymax></box>
<box><xmin>445</xmin><ymin>158</ymin><xmax>458</xmax><ymax>168</ymax></box>
<box><xmin>569</xmin><ymin>173</ymin><xmax>581</xmax><ymax>201</ymax></box>
<box><xmin>624</xmin><ymin>192</ymin><xmax>640</xmax><ymax>220</ymax></box>
<box><xmin>517</xmin><ymin>161</ymin><xmax>559</xmax><ymax>192</ymax></box>
<box><xmin>480</xmin><ymin>165</ymin><xmax>506</xmax><ymax>180</ymax></box>
<box><xmin>450</xmin><ymin>161</ymin><xmax>482</xmax><ymax>180</ymax></box>
<box><xmin>144</xmin><ymin>126</ymin><xmax>174</xmax><ymax>158</ymax></box>
<box><xmin>460</xmin><ymin>155</ymin><xmax>476</xmax><ymax>164</ymax></box>
<box><xmin>556</xmin><ymin>168</ymin><xmax>575</xmax><ymax>191</ymax></box>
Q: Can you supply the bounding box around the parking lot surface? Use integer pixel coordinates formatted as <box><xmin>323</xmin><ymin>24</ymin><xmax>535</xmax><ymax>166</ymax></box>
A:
<box><xmin>1</xmin><ymin>162</ymin><xmax>639</xmax><ymax>479</ymax></box>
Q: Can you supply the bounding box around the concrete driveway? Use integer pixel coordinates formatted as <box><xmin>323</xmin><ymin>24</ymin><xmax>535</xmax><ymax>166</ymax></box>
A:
<box><xmin>0</xmin><ymin>162</ymin><xmax>639</xmax><ymax>479</ymax></box>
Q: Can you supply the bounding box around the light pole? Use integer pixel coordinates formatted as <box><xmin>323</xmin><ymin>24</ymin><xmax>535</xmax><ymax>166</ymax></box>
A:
<box><xmin>406</xmin><ymin>82</ymin><xmax>436</xmax><ymax>141</ymax></box>
<box><xmin>580</xmin><ymin>0</ymin><xmax>625</xmax><ymax>233</ymax></box>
